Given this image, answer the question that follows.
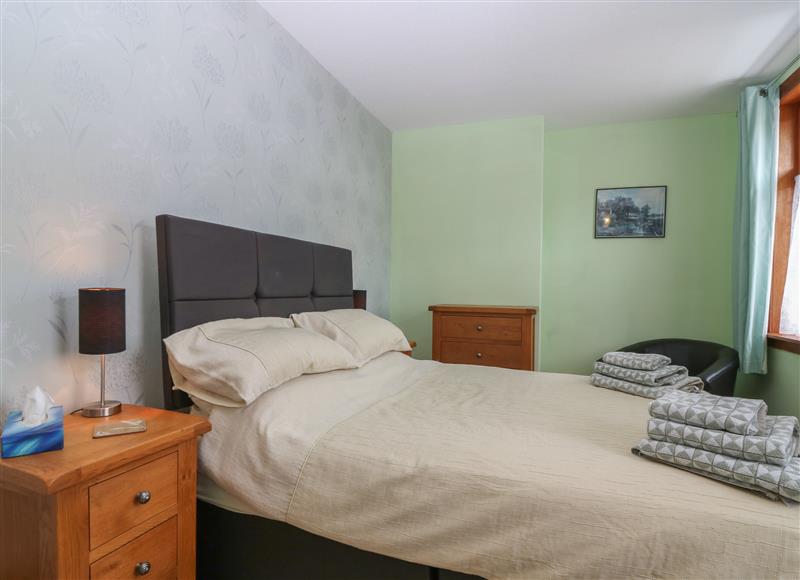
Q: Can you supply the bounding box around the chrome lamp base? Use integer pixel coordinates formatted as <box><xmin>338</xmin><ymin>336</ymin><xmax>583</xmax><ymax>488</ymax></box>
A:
<box><xmin>82</xmin><ymin>354</ymin><xmax>122</xmax><ymax>418</ymax></box>
<box><xmin>81</xmin><ymin>400</ymin><xmax>122</xmax><ymax>417</ymax></box>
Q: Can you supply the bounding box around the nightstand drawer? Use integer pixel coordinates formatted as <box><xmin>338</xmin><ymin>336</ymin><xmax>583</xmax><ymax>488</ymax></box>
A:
<box><xmin>90</xmin><ymin>452</ymin><xmax>178</xmax><ymax>548</ymax></box>
<box><xmin>442</xmin><ymin>315</ymin><xmax>522</xmax><ymax>342</ymax></box>
<box><xmin>91</xmin><ymin>516</ymin><xmax>177</xmax><ymax>580</ymax></box>
<box><xmin>440</xmin><ymin>341</ymin><xmax>525</xmax><ymax>369</ymax></box>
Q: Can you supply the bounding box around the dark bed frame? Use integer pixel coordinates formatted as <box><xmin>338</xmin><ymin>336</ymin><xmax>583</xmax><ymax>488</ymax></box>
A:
<box><xmin>155</xmin><ymin>215</ymin><xmax>474</xmax><ymax>580</ymax></box>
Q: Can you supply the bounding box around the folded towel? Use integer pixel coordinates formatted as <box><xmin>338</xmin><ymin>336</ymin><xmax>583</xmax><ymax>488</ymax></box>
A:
<box><xmin>594</xmin><ymin>361</ymin><xmax>689</xmax><ymax>387</ymax></box>
<box><xmin>647</xmin><ymin>415</ymin><xmax>800</xmax><ymax>466</ymax></box>
<box><xmin>591</xmin><ymin>373</ymin><xmax>703</xmax><ymax>399</ymax></box>
<box><xmin>633</xmin><ymin>439</ymin><xmax>800</xmax><ymax>503</ymax></box>
<box><xmin>601</xmin><ymin>351</ymin><xmax>671</xmax><ymax>371</ymax></box>
<box><xmin>650</xmin><ymin>390</ymin><xmax>767</xmax><ymax>436</ymax></box>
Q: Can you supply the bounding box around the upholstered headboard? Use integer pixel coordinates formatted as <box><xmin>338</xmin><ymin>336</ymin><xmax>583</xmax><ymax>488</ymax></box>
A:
<box><xmin>155</xmin><ymin>214</ymin><xmax>354</xmax><ymax>409</ymax></box>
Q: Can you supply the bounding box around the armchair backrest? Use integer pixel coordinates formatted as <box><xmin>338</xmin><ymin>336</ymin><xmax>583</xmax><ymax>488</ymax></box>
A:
<box><xmin>618</xmin><ymin>338</ymin><xmax>739</xmax><ymax>396</ymax></box>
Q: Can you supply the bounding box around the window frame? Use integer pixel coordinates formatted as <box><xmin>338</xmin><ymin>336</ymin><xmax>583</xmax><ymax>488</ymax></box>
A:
<box><xmin>767</xmin><ymin>67</ymin><xmax>800</xmax><ymax>355</ymax></box>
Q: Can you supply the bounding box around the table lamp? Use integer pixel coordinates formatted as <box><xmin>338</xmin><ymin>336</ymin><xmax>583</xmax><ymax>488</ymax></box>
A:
<box><xmin>79</xmin><ymin>288</ymin><xmax>125</xmax><ymax>417</ymax></box>
<box><xmin>353</xmin><ymin>289</ymin><xmax>367</xmax><ymax>310</ymax></box>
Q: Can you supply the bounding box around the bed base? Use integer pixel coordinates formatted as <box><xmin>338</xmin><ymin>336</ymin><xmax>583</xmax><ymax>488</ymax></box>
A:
<box><xmin>197</xmin><ymin>500</ymin><xmax>478</xmax><ymax>580</ymax></box>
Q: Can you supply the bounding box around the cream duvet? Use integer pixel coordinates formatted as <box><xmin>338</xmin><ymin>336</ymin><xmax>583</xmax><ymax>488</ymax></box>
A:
<box><xmin>197</xmin><ymin>353</ymin><xmax>800</xmax><ymax>579</ymax></box>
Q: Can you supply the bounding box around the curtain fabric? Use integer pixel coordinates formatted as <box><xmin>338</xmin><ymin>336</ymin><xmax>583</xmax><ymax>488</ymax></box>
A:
<box><xmin>733</xmin><ymin>85</ymin><xmax>779</xmax><ymax>374</ymax></box>
<box><xmin>779</xmin><ymin>175</ymin><xmax>800</xmax><ymax>335</ymax></box>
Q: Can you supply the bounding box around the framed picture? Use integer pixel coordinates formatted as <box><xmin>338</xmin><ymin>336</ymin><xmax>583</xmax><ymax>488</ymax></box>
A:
<box><xmin>594</xmin><ymin>186</ymin><xmax>667</xmax><ymax>238</ymax></box>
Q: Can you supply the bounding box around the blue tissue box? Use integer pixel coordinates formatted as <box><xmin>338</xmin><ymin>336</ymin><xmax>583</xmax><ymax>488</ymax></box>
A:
<box><xmin>1</xmin><ymin>406</ymin><xmax>64</xmax><ymax>458</ymax></box>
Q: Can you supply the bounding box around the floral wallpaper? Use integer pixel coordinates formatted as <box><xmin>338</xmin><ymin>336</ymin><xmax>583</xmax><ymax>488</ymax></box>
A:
<box><xmin>0</xmin><ymin>2</ymin><xmax>392</xmax><ymax>418</ymax></box>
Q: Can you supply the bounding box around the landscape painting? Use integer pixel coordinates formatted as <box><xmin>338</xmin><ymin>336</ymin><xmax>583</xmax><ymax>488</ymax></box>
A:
<box><xmin>594</xmin><ymin>186</ymin><xmax>667</xmax><ymax>238</ymax></box>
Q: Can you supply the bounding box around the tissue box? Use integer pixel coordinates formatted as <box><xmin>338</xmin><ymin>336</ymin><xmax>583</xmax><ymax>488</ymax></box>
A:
<box><xmin>1</xmin><ymin>406</ymin><xmax>64</xmax><ymax>458</ymax></box>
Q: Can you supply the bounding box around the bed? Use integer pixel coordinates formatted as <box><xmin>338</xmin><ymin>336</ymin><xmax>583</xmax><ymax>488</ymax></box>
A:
<box><xmin>156</xmin><ymin>215</ymin><xmax>800</xmax><ymax>580</ymax></box>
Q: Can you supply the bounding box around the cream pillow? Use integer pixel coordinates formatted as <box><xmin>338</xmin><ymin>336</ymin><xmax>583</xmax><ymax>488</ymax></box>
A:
<box><xmin>164</xmin><ymin>317</ymin><xmax>357</xmax><ymax>407</ymax></box>
<box><xmin>291</xmin><ymin>309</ymin><xmax>411</xmax><ymax>367</ymax></box>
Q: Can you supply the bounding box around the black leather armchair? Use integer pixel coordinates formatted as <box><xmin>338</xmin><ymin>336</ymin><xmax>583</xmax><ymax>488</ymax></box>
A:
<box><xmin>616</xmin><ymin>338</ymin><xmax>739</xmax><ymax>396</ymax></box>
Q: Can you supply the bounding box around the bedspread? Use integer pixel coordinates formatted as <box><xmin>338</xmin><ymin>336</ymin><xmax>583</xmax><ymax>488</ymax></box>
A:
<box><xmin>198</xmin><ymin>353</ymin><xmax>800</xmax><ymax>580</ymax></box>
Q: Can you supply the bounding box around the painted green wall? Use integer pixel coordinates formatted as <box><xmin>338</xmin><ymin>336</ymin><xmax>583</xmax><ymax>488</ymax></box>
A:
<box><xmin>391</xmin><ymin>112</ymin><xmax>799</xmax><ymax>417</ymax></box>
<box><xmin>541</xmin><ymin>114</ymin><xmax>738</xmax><ymax>372</ymax></box>
<box><xmin>737</xmin><ymin>348</ymin><xmax>800</xmax><ymax>418</ymax></box>
<box><xmin>540</xmin><ymin>113</ymin><xmax>798</xmax><ymax>416</ymax></box>
<box><xmin>391</xmin><ymin>117</ymin><xmax>544</xmax><ymax>359</ymax></box>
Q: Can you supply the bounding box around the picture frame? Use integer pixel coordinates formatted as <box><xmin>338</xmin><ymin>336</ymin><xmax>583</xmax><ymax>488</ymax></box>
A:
<box><xmin>594</xmin><ymin>186</ymin><xmax>667</xmax><ymax>239</ymax></box>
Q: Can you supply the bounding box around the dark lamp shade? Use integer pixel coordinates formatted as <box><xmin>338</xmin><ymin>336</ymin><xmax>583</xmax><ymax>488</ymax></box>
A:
<box><xmin>79</xmin><ymin>288</ymin><xmax>126</xmax><ymax>354</ymax></box>
<box><xmin>353</xmin><ymin>289</ymin><xmax>367</xmax><ymax>310</ymax></box>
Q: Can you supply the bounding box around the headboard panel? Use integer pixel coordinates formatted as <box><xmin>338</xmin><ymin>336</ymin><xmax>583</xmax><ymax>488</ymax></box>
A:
<box><xmin>156</xmin><ymin>214</ymin><xmax>354</xmax><ymax>409</ymax></box>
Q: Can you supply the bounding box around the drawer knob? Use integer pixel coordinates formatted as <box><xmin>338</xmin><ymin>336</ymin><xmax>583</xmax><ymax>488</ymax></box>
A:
<box><xmin>135</xmin><ymin>490</ymin><xmax>151</xmax><ymax>504</ymax></box>
<box><xmin>476</xmin><ymin>324</ymin><xmax>484</xmax><ymax>331</ymax></box>
<box><xmin>476</xmin><ymin>352</ymin><xmax>483</xmax><ymax>359</ymax></box>
<box><xmin>135</xmin><ymin>561</ymin><xmax>151</xmax><ymax>576</ymax></box>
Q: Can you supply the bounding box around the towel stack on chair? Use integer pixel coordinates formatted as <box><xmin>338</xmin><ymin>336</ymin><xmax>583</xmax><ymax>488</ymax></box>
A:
<box><xmin>634</xmin><ymin>390</ymin><xmax>800</xmax><ymax>503</ymax></box>
<box><xmin>590</xmin><ymin>351</ymin><xmax>704</xmax><ymax>399</ymax></box>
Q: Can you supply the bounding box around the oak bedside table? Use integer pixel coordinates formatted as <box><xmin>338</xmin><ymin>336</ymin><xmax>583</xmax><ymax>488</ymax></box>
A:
<box><xmin>0</xmin><ymin>405</ymin><xmax>210</xmax><ymax>580</ymax></box>
<box><xmin>429</xmin><ymin>304</ymin><xmax>537</xmax><ymax>370</ymax></box>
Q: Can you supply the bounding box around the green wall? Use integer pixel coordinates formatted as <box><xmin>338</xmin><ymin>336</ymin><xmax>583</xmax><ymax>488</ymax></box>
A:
<box><xmin>391</xmin><ymin>117</ymin><xmax>544</xmax><ymax>359</ymax></box>
<box><xmin>391</xmin><ymin>112</ymin><xmax>799</xmax><ymax>417</ymax></box>
<box><xmin>737</xmin><ymin>348</ymin><xmax>800</xmax><ymax>418</ymax></box>
<box><xmin>541</xmin><ymin>114</ymin><xmax>737</xmax><ymax>372</ymax></box>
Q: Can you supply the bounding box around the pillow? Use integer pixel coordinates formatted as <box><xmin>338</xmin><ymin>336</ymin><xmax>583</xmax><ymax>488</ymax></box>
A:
<box><xmin>164</xmin><ymin>317</ymin><xmax>357</xmax><ymax>407</ymax></box>
<box><xmin>291</xmin><ymin>309</ymin><xmax>411</xmax><ymax>366</ymax></box>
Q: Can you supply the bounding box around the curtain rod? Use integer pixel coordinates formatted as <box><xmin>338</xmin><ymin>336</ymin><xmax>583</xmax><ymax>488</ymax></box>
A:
<box><xmin>767</xmin><ymin>53</ymin><xmax>800</xmax><ymax>89</ymax></box>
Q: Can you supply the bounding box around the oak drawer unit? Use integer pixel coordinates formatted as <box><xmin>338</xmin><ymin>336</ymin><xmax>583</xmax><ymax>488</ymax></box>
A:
<box><xmin>429</xmin><ymin>304</ymin><xmax>537</xmax><ymax>370</ymax></box>
<box><xmin>0</xmin><ymin>405</ymin><xmax>210</xmax><ymax>580</ymax></box>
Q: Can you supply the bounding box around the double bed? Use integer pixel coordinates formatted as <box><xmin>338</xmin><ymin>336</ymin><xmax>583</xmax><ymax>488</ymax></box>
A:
<box><xmin>156</xmin><ymin>215</ymin><xmax>800</xmax><ymax>579</ymax></box>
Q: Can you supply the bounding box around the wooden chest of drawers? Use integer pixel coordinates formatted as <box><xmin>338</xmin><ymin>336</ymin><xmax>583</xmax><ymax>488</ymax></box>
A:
<box><xmin>0</xmin><ymin>405</ymin><xmax>210</xmax><ymax>580</ymax></box>
<box><xmin>429</xmin><ymin>304</ymin><xmax>537</xmax><ymax>370</ymax></box>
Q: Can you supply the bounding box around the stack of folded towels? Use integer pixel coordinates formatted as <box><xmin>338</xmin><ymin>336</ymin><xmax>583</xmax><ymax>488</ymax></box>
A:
<box><xmin>591</xmin><ymin>351</ymin><xmax>704</xmax><ymax>399</ymax></box>
<box><xmin>633</xmin><ymin>390</ymin><xmax>800</xmax><ymax>503</ymax></box>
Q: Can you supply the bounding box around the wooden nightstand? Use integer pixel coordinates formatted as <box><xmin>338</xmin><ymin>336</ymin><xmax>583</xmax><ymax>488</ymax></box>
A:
<box><xmin>0</xmin><ymin>405</ymin><xmax>210</xmax><ymax>580</ymax></box>
<box><xmin>429</xmin><ymin>304</ymin><xmax>537</xmax><ymax>370</ymax></box>
<box><xmin>403</xmin><ymin>340</ymin><xmax>417</xmax><ymax>357</ymax></box>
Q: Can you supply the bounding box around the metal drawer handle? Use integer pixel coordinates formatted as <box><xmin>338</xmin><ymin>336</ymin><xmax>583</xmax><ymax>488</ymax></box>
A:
<box><xmin>135</xmin><ymin>561</ymin><xmax>151</xmax><ymax>576</ymax></box>
<box><xmin>135</xmin><ymin>490</ymin><xmax>151</xmax><ymax>504</ymax></box>
<box><xmin>476</xmin><ymin>352</ymin><xmax>483</xmax><ymax>359</ymax></box>
<box><xmin>476</xmin><ymin>324</ymin><xmax>484</xmax><ymax>331</ymax></box>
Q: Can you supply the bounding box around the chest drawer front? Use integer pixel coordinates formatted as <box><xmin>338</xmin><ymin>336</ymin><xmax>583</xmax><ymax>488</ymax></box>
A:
<box><xmin>90</xmin><ymin>452</ymin><xmax>178</xmax><ymax>549</ymax></box>
<box><xmin>440</xmin><ymin>341</ymin><xmax>524</xmax><ymax>369</ymax></box>
<box><xmin>441</xmin><ymin>315</ymin><xmax>522</xmax><ymax>342</ymax></box>
<box><xmin>91</xmin><ymin>516</ymin><xmax>177</xmax><ymax>580</ymax></box>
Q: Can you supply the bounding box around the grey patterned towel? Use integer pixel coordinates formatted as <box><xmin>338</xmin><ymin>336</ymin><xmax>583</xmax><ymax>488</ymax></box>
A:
<box><xmin>647</xmin><ymin>416</ymin><xmax>800</xmax><ymax>466</ymax></box>
<box><xmin>590</xmin><ymin>373</ymin><xmax>703</xmax><ymax>399</ymax></box>
<box><xmin>594</xmin><ymin>361</ymin><xmax>689</xmax><ymax>387</ymax></box>
<box><xmin>601</xmin><ymin>351</ymin><xmax>671</xmax><ymax>371</ymax></box>
<box><xmin>633</xmin><ymin>439</ymin><xmax>800</xmax><ymax>503</ymax></box>
<box><xmin>650</xmin><ymin>390</ymin><xmax>767</xmax><ymax>436</ymax></box>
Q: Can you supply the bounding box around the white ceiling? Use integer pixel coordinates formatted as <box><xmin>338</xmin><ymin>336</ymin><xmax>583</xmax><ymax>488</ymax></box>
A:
<box><xmin>262</xmin><ymin>1</ymin><xmax>800</xmax><ymax>131</ymax></box>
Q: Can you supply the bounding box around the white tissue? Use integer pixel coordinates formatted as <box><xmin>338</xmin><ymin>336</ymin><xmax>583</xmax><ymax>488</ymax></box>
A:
<box><xmin>21</xmin><ymin>385</ymin><xmax>55</xmax><ymax>426</ymax></box>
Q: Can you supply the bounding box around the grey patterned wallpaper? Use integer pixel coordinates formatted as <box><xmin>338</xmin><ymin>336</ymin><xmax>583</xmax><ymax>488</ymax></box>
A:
<box><xmin>1</xmin><ymin>2</ymin><xmax>391</xmax><ymax>416</ymax></box>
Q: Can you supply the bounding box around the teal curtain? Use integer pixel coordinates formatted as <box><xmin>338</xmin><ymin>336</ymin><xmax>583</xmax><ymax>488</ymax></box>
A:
<box><xmin>733</xmin><ymin>85</ymin><xmax>779</xmax><ymax>374</ymax></box>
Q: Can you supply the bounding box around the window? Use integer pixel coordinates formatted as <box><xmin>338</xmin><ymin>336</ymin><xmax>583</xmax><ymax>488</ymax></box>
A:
<box><xmin>768</xmin><ymin>68</ymin><xmax>800</xmax><ymax>354</ymax></box>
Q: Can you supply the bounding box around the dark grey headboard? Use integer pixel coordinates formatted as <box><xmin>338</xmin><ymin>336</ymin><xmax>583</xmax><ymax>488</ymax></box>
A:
<box><xmin>156</xmin><ymin>214</ymin><xmax>354</xmax><ymax>409</ymax></box>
